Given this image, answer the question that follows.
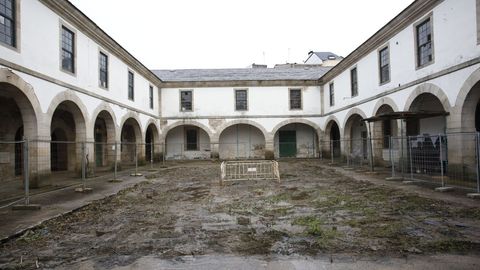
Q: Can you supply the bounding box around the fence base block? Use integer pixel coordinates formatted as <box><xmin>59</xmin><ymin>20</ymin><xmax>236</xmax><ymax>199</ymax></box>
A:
<box><xmin>130</xmin><ymin>173</ymin><xmax>143</xmax><ymax>177</ymax></box>
<box><xmin>342</xmin><ymin>167</ymin><xmax>354</xmax><ymax>170</ymax></box>
<box><xmin>467</xmin><ymin>193</ymin><xmax>480</xmax><ymax>199</ymax></box>
<box><xmin>75</xmin><ymin>187</ymin><xmax>93</xmax><ymax>193</ymax></box>
<box><xmin>434</xmin><ymin>187</ymin><xmax>454</xmax><ymax>193</ymax></box>
<box><xmin>386</xmin><ymin>177</ymin><xmax>403</xmax><ymax>181</ymax></box>
<box><xmin>12</xmin><ymin>204</ymin><xmax>41</xmax><ymax>211</ymax></box>
<box><xmin>402</xmin><ymin>180</ymin><xmax>415</xmax><ymax>185</ymax></box>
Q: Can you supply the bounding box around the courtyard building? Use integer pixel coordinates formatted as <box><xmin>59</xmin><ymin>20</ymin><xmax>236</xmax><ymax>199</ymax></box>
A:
<box><xmin>0</xmin><ymin>0</ymin><xmax>479</xmax><ymax>190</ymax></box>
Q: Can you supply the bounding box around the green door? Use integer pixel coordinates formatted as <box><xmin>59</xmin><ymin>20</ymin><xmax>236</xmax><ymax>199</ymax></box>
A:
<box><xmin>95</xmin><ymin>132</ymin><xmax>103</xmax><ymax>167</ymax></box>
<box><xmin>279</xmin><ymin>131</ymin><xmax>297</xmax><ymax>157</ymax></box>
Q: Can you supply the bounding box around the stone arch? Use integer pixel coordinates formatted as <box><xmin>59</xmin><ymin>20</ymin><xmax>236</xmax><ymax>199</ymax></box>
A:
<box><xmin>213</xmin><ymin>119</ymin><xmax>269</xmax><ymax>142</ymax></box>
<box><xmin>163</xmin><ymin>121</ymin><xmax>212</xmax><ymax>160</ymax></box>
<box><xmin>162</xmin><ymin>120</ymin><xmax>213</xmax><ymax>143</ymax></box>
<box><xmin>371</xmin><ymin>97</ymin><xmax>399</xmax><ymax>117</ymax></box>
<box><xmin>119</xmin><ymin>114</ymin><xmax>143</xmax><ymax>165</ymax></box>
<box><xmin>271</xmin><ymin>118</ymin><xmax>322</xmax><ymax>138</ymax></box>
<box><xmin>91</xmin><ymin>103</ymin><xmax>117</xmax><ymax>168</ymax></box>
<box><xmin>119</xmin><ymin>112</ymin><xmax>143</xmax><ymax>143</ymax></box>
<box><xmin>323</xmin><ymin>117</ymin><xmax>341</xmax><ymax>158</ymax></box>
<box><xmin>271</xmin><ymin>119</ymin><xmax>322</xmax><ymax>158</ymax></box>
<box><xmin>144</xmin><ymin>119</ymin><xmax>161</xmax><ymax>162</ymax></box>
<box><xmin>403</xmin><ymin>83</ymin><xmax>451</xmax><ymax>113</ymax></box>
<box><xmin>0</xmin><ymin>68</ymin><xmax>41</xmax><ymax>140</ymax></box>
<box><xmin>342</xmin><ymin>108</ymin><xmax>368</xmax><ymax>131</ymax></box>
<box><xmin>0</xmin><ymin>69</ymin><xmax>41</xmax><ymax>183</ymax></box>
<box><xmin>454</xmin><ymin>68</ymin><xmax>480</xmax><ymax>132</ymax></box>
<box><xmin>47</xmin><ymin>91</ymin><xmax>89</xmax><ymax>141</ymax></box>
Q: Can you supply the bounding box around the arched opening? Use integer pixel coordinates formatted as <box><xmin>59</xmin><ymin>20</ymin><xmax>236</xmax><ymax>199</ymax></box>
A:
<box><xmin>0</xmin><ymin>88</ymin><xmax>36</xmax><ymax>180</ymax></box>
<box><xmin>50</xmin><ymin>100</ymin><xmax>86</xmax><ymax>173</ymax></box>
<box><xmin>145</xmin><ymin>124</ymin><xmax>160</xmax><ymax>162</ymax></box>
<box><xmin>373</xmin><ymin>104</ymin><xmax>399</xmax><ymax>165</ymax></box>
<box><xmin>325</xmin><ymin>121</ymin><xmax>341</xmax><ymax>158</ymax></box>
<box><xmin>165</xmin><ymin>125</ymin><xmax>211</xmax><ymax>160</ymax></box>
<box><xmin>93</xmin><ymin>111</ymin><xmax>116</xmax><ymax>168</ymax></box>
<box><xmin>344</xmin><ymin>114</ymin><xmax>368</xmax><ymax>161</ymax></box>
<box><xmin>219</xmin><ymin>124</ymin><xmax>265</xmax><ymax>160</ymax></box>
<box><xmin>407</xmin><ymin>93</ymin><xmax>446</xmax><ymax>136</ymax></box>
<box><xmin>120</xmin><ymin>118</ymin><xmax>142</xmax><ymax>165</ymax></box>
<box><xmin>274</xmin><ymin>123</ymin><xmax>317</xmax><ymax>158</ymax></box>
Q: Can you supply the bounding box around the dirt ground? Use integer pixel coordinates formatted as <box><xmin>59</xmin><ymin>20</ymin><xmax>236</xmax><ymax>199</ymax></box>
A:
<box><xmin>1</xmin><ymin>160</ymin><xmax>480</xmax><ymax>269</ymax></box>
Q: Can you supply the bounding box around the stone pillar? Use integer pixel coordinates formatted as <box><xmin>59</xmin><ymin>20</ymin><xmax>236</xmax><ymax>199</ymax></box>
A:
<box><xmin>210</xmin><ymin>140</ymin><xmax>219</xmax><ymax>160</ymax></box>
<box><xmin>265</xmin><ymin>139</ymin><xmax>275</xmax><ymax>160</ymax></box>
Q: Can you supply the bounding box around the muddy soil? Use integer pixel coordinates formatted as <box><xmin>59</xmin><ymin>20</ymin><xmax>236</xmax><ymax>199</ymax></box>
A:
<box><xmin>0</xmin><ymin>160</ymin><xmax>479</xmax><ymax>269</ymax></box>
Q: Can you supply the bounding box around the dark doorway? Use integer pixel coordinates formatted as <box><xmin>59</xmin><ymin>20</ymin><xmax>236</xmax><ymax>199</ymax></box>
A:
<box><xmin>279</xmin><ymin>130</ymin><xmax>296</xmax><ymax>157</ymax></box>
<box><xmin>15</xmin><ymin>126</ymin><xmax>23</xmax><ymax>176</ymax></box>
<box><xmin>51</xmin><ymin>128</ymin><xmax>68</xmax><ymax>171</ymax></box>
<box><xmin>330</xmin><ymin>122</ymin><xmax>341</xmax><ymax>157</ymax></box>
<box><xmin>145</xmin><ymin>127</ymin><xmax>154</xmax><ymax>161</ymax></box>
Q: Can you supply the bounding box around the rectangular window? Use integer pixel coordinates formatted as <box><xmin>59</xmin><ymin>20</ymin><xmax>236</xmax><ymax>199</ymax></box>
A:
<box><xmin>383</xmin><ymin>120</ymin><xmax>392</xmax><ymax>148</ymax></box>
<box><xmin>0</xmin><ymin>0</ymin><xmax>15</xmax><ymax>47</ymax></box>
<box><xmin>379</xmin><ymin>47</ymin><xmax>390</xmax><ymax>84</ymax></box>
<box><xmin>149</xmin><ymin>85</ymin><xmax>154</xmax><ymax>109</ymax></box>
<box><xmin>180</xmin><ymin>90</ymin><xmax>192</xmax><ymax>111</ymax></box>
<box><xmin>185</xmin><ymin>128</ymin><xmax>198</xmax><ymax>151</ymax></box>
<box><xmin>350</xmin><ymin>68</ymin><xmax>358</xmax><ymax>97</ymax></box>
<box><xmin>61</xmin><ymin>26</ymin><xmax>75</xmax><ymax>73</ymax></box>
<box><xmin>99</xmin><ymin>52</ymin><xmax>108</xmax><ymax>88</ymax></box>
<box><xmin>416</xmin><ymin>18</ymin><xmax>433</xmax><ymax>67</ymax></box>
<box><xmin>329</xmin><ymin>82</ymin><xmax>335</xmax><ymax>107</ymax></box>
<box><xmin>128</xmin><ymin>71</ymin><xmax>134</xmax><ymax>100</ymax></box>
<box><xmin>289</xmin><ymin>89</ymin><xmax>302</xmax><ymax>110</ymax></box>
<box><xmin>235</xmin><ymin>89</ymin><xmax>248</xmax><ymax>111</ymax></box>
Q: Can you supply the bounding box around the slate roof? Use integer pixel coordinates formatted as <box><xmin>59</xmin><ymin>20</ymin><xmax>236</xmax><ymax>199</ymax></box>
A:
<box><xmin>311</xmin><ymin>52</ymin><xmax>342</xmax><ymax>61</ymax></box>
<box><xmin>152</xmin><ymin>66</ymin><xmax>331</xmax><ymax>82</ymax></box>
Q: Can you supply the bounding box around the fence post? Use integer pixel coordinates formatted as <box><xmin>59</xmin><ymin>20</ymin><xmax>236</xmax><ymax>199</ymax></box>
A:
<box><xmin>162</xmin><ymin>143</ymin><xmax>166</xmax><ymax>166</ymax></box>
<box><xmin>439</xmin><ymin>135</ymin><xmax>445</xmax><ymax>187</ymax></box>
<box><xmin>113</xmin><ymin>142</ymin><xmax>118</xmax><ymax>181</ymax></box>
<box><xmin>409</xmin><ymin>136</ymin><xmax>413</xmax><ymax>181</ymax></box>
<box><xmin>368</xmin><ymin>122</ymin><xmax>374</xmax><ymax>172</ymax></box>
<box><xmin>150</xmin><ymin>143</ymin><xmax>154</xmax><ymax>169</ymax></box>
<box><xmin>320</xmin><ymin>140</ymin><xmax>323</xmax><ymax>161</ymax></box>
<box><xmin>23</xmin><ymin>139</ymin><xmax>30</xmax><ymax>206</ymax></box>
<box><xmin>476</xmin><ymin>133</ymin><xmax>480</xmax><ymax>194</ymax></box>
<box><xmin>81</xmin><ymin>142</ymin><xmax>86</xmax><ymax>189</ymax></box>
<box><xmin>390</xmin><ymin>136</ymin><xmax>395</xmax><ymax>177</ymax></box>
<box><xmin>330</xmin><ymin>140</ymin><xmax>334</xmax><ymax>164</ymax></box>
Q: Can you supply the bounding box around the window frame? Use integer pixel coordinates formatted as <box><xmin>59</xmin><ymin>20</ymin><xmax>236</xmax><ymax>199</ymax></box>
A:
<box><xmin>179</xmin><ymin>89</ymin><xmax>193</xmax><ymax>112</ymax></box>
<box><xmin>289</xmin><ymin>88</ymin><xmax>303</xmax><ymax>110</ymax></box>
<box><xmin>414</xmin><ymin>13</ymin><xmax>435</xmax><ymax>69</ymax></box>
<box><xmin>59</xmin><ymin>22</ymin><xmax>76</xmax><ymax>75</ymax></box>
<box><xmin>98</xmin><ymin>50</ymin><xmax>109</xmax><ymax>89</ymax></box>
<box><xmin>329</xmin><ymin>82</ymin><xmax>335</xmax><ymax>107</ymax></box>
<box><xmin>127</xmin><ymin>70</ymin><xmax>134</xmax><ymax>101</ymax></box>
<box><xmin>234</xmin><ymin>88</ymin><xmax>248</xmax><ymax>111</ymax></box>
<box><xmin>0</xmin><ymin>0</ymin><xmax>20</xmax><ymax>51</ymax></box>
<box><xmin>378</xmin><ymin>45</ymin><xmax>390</xmax><ymax>85</ymax></box>
<box><xmin>184</xmin><ymin>127</ymin><xmax>199</xmax><ymax>151</ymax></box>
<box><xmin>350</xmin><ymin>67</ymin><xmax>358</xmax><ymax>97</ymax></box>
<box><xmin>149</xmin><ymin>85</ymin><xmax>154</xmax><ymax>109</ymax></box>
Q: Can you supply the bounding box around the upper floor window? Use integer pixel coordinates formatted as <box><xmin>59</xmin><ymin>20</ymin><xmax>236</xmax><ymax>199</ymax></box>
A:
<box><xmin>180</xmin><ymin>90</ymin><xmax>192</xmax><ymax>111</ymax></box>
<box><xmin>61</xmin><ymin>26</ymin><xmax>75</xmax><ymax>74</ymax></box>
<box><xmin>416</xmin><ymin>17</ymin><xmax>433</xmax><ymax>68</ymax></box>
<box><xmin>99</xmin><ymin>52</ymin><xmax>108</xmax><ymax>88</ymax></box>
<box><xmin>235</xmin><ymin>89</ymin><xmax>248</xmax><ymax>111</ymax></box>
<box><xmin>289</xmin><ymin>89</ymin><xmax>302</xmax><ymax>110</ymax></box>
<box><xmin>329</xmin><ymin>82</ymin><xmax>335</xmax><ymax>107</ymax></box>
<box><xmin>379</xmin><ymin>46</ymin><xmax>390</xmax><ymax>84</ymax></box>
<box><xmin>149</xmin><ymin>85</ymin><xmax>154</xmax><ymax>109</ymax></box>
<box><xmin>0</xmin><ymin>0</ymin><xmax>15</xmax><ymax>47</ymax></box>
<box><xmin>128</xmin><ymin>71</ymin><xmax>134</xmax><ymax>100</ymax></box>
<box><xmin>350</xmin><ymin>68</ymin><xmax>358</xmax><ymax>97</ymax></box>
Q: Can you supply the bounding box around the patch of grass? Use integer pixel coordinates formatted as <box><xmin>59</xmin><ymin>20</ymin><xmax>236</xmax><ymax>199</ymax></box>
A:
<box><xmin>455</xmin><ymin>208</ymin><xmax>480</xmax><ymax>220</ymax></box>
<box><xmin>360</xmin><ymin>222</ymin><xmax>405</xmax><ymax>239</ymax></box>
<box><xmin>265</xmin><ymin>193</ymin><xmax>290</xmax><ymax>203</ymax></box>
<box><xmin>422</xmin><ymin>240</ymin><xmax>480</xmax><ymax>253</ymax></box>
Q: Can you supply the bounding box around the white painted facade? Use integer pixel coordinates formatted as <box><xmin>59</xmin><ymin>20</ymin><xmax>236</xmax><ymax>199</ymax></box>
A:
<box><xmin>1</xmin><ymin>0</ymin><xmax>480</xmax><ymax>183</ymax></box>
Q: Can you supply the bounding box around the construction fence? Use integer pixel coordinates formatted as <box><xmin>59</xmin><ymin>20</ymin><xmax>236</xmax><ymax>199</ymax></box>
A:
<box><xmin>320</xmin><ymin>132</ymin><xmax>480</xmax><ymax>193</ymax></box>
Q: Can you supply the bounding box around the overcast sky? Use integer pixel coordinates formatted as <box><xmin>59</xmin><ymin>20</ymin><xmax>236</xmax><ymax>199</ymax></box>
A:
<box><xmin>69</xmin><ymin>0</ymin><xmax>415</xmax><ymax>69</ymax></box>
